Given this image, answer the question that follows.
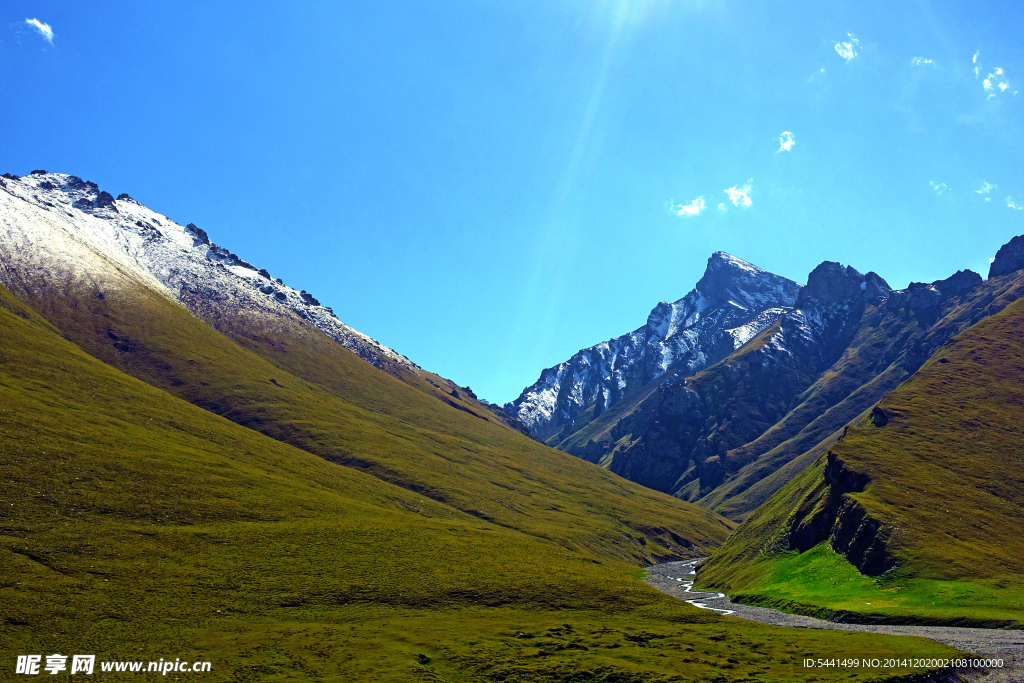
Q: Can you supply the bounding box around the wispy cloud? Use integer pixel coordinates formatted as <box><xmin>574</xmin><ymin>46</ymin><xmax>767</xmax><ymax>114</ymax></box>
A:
<box><xmin>25</xmin><ymin>18</ymin><xmax>53</xmax><ymax>44</ymax></box>
<box><xmin>929</xmin><ymin>181</ymin><xmax>950</xmax><ymax>195</ymax></box>
<box><xmin>725</xmin><ymin>180</ymin><xmax>753</xmax><ymax>208</ymax></box>
<box><xmin>1007</xmin><ymin>197</ymin><xmax>1023</xmax><ymax>211</ymax></box>
<box><xmin>975</xmin><ymin>181</ymin><xmax>997</xmax><ymax>195</ymax></box>
<box><xmin>807</xmin><ymin>67</ymin><xmax>826</xmax><ymax>83</ymax></box>
<box><xmin>670</xmin><ymin>197</ymin><xmax>706</xmax><ymax>217</ymax></box>
<box><xmin>911</xmin><ymin>57</ymin><xmax>934</xmax><ymax>67</ymax></box>
<box><xmin>776</xmin><ymin>131</ymin><xmax>795</xmax><ymax>153</ymax></box>
<box><xmin>834</xmin><ymin>33</ymin><xmax>860</xmax><ymax>62</ymax></box>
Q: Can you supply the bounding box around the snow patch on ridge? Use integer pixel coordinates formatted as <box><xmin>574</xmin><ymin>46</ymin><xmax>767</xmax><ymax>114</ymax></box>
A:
<box><xmin>725</xmin><ymin>307</ymin><xmax>786</xmax><ymax>347</ymax></box>
<box><xmin>0</xmin><ymin>172</ymin><xmax>413</xmax><ymax>371</ymax></box>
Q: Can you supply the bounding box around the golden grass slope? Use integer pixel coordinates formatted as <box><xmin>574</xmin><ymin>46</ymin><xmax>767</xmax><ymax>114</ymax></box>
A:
<box><xmin>3</xmin><ymin>264</ymin><xmax>733</xmax><ymax>563</ymax></box>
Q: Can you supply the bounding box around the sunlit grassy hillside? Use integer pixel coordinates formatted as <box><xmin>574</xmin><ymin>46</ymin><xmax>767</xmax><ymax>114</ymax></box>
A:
<box><xmin>5</xmin><ymin>268</ymin><xmax>733</xmax><ymax>563</ymax></box>
<box><xmin>698</xmin><ymin>294</ymin><xmax>1024</xmax><ymax>627</ymax></box>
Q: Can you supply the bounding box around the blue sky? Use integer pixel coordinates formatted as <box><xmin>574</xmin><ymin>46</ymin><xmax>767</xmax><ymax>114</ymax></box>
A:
<box><xmin>2</xmin><ymin>1</ymin><xmax>1022</xmax><ymax>403</ymax></box>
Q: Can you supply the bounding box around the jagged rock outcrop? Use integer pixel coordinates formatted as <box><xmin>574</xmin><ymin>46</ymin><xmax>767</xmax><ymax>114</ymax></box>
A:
<box><xmin>933</xmin><ymin>269</ymin><xmax>983</xmax><ymax>296</ymax></box>
<box><xmin>785</xmin><ymin>452</ymin><xmax>894</xmax><ymax>576</ymax></box>
<box><xmin>989</xmin><ymin>234</ymin><xmax>1024</xmax><ymax>278</ymax></box>
<box><xmin>505</xmin><ymin>252</ymin><xmax>801</xmax><ymax>441</ymax></box>
<box><xmin>794</xmin><ymin>262</ymin><xmax>889</xmax><ymax>309</ymax></box>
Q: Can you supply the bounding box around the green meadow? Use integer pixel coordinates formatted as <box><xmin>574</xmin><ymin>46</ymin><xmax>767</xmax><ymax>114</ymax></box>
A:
<box><xmin>724</xmin><ymin>544</ymin><xmax>1024</xmax><ymax>628</ymax></box>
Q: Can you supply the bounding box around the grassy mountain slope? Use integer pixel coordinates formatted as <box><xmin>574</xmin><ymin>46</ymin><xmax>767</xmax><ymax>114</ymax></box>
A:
<box><xmin>696</xmin><ymin>294</ymin><xmax>1024</xmax><ymax>627</ymax></box>
<box><xmin>701</xmin><ymin>270</ymin><xmax>1024</xmax><ymax>520</ymax></box>
<box><xmin>4</xmin><ymin>265</ymin><xmax>733</xmax><ymax>563</ymax></box>
<box><xmin>0</xmin><ymin>288</ymin><xmax>968</xmax><ymax>680</ymax></box>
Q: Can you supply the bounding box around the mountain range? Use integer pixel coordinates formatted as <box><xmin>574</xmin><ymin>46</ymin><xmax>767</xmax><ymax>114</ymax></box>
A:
<box><xmin>507</xmin><ymin>239</ymin><xmax>1024</xmax><ymax>524</ymax></box>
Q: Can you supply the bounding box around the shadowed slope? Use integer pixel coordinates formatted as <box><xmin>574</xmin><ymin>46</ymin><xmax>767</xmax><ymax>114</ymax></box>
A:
<box><xmin>697</xmin><ymin>295</ymin><xmax>1024</xmax><ymax>626</ymax></box>
<box><xmin>701</xmin><ymin>268</ymin><xmax>1024</xmax><ymax>519</ymax></box>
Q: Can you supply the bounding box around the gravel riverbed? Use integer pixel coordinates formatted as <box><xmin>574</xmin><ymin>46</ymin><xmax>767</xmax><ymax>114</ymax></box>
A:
<box><xmin>646</xmin><ymin>560</ymin><xmax>1024</xmax><ymax>682</ymax></box>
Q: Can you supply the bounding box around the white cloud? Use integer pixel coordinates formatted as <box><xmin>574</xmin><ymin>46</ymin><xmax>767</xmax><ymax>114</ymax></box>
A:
<box><xmin>671</xmin><ymin>197</ymin><xmax>706</xmax><ymax>217</ymax></box>
<box><xmin>983</xmin><ymin>67</ymin><xmax>1010</xmax><ymax>98</ymax></box>
<box><xmin>718</xmin><ymin>202</ymin><xmax>726</xmax><ymax>211</ymax></box>
<box><xmin>975</xmin><ymin>181</ymin><xmax>997</xmax><ymax>195</ymax></box>
<box><xmin>973</xmin><ymin>51</ymin><xmax>1012</xmax><ymax>97</ymax></box>
<box><xmin>834</xmin><ymin>33</ymin><xmax>860</xmax><ymax>62</ymax></box>
<box><xmin>776</xmin><ymin>131</ymin><xmax>795</xmax><ymax>153</ymax></box>
<box><xmin>25</xmin><ymin>18</ymin><xmax>53</xmax><ymax>44</ymax></box>
<box><xmin>929</xmin><ymin>181</ymin><xmax>950</xmax><ymax>195</ymax></box>
<box><xmin>1008</xmin><ymin>197</ymin><xmax>1023</xmax><ymax>211</ymax></box>
<box><xmin>911</xmin><ymin>57</ymin><xmax>934</xmax><ymax>66</ymax></box>
<box><xmin>725</xmin><ymin>180</ymin><xmax>753</xmax><ymax>208</ymax></box>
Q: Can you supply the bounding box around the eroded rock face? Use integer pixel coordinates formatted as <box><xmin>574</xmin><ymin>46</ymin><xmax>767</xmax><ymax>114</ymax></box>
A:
<box><xmin>886</xmin><ymin>270</ymin><xmax>983</xmax><ymax>322</ymax></box>
<box><xmin>934</xmin><ymin>269</ymin><xmax>982</xmax><ymax>297</ymax></box>
<box><xmin>989</xmin><ymin>234</ymin><xmax>1024</xmax><ymax>279</ymax></box>
<box><xmin>786</xmin><ymin>452</ymin><xmax>895</xmax><ymax>576</ymax></box>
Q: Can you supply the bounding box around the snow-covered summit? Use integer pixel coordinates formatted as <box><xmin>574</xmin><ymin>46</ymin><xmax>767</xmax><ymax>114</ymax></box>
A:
<box><xmin>0</xmin><ymin>170</ymin><xmax>414</xmax><ymax>371</ymax></box>
<box><xmin>505</xmin><ymin>252</ymin><xmax>803</xmax><ymax>440</ymax></box>
<box><xmin>697</xmin><ymin>251</ymin><xmax>803</xmax><ymax>310</ymax></box>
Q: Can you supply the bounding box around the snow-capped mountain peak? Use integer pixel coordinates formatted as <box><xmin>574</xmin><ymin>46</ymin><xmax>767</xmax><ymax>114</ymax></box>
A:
<box><xmin>505</xmin><ymin>252</ymin><xmax>802</xmax><ymax>440</ymax></box>
<box><xmin>696</xmin><ymin>251</ymin><xmax>803</xmax><ymax>310</ymax></box>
